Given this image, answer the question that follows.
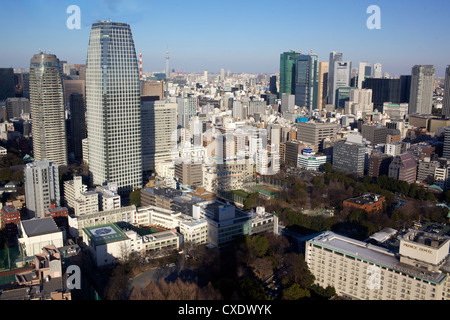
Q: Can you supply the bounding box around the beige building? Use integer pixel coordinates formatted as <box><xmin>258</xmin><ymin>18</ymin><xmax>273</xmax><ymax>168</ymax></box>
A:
<box><xmin>63</xmin><ymin>176</ymin><xmax>98</xmax><ymax>216</ymax></box>
<box><xmin>317</xmin><ymin>62</ymin><xmax>329</xmax><ymax>111</ymax></box>
<box><xmin>306</xmin><ymin>230</ymin><xmax>450</xmax><ymax>300</ymax></box>
<box><xmin>141</xmin><ymin>80</ymin><xmax>164</xmax><ymax>100</ymax></box>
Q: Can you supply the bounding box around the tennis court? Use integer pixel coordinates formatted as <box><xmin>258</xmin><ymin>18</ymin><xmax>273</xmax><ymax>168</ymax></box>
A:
<box><xmin>245</xmin><ymin>185</ymin><xmax>279</xmax><ymax>197</ymax></box>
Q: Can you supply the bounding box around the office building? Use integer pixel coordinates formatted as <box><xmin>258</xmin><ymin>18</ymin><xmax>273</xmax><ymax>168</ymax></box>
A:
<box><xmin>357</xmin><ymin>62</ymin><xmax>372</xmax><ymax>89</ymax></box>
<box><xmin>29</xmin><ymin>53</ymin><xmax>67</xmax><ymax>166</ymax></box>
<box><xmin>332</xmin><ymin>133</ymin><xmax>367</xmax><ymax>176</ymax></box>
<box><xmin>294</xmin><ymin>53</ymin><xmax>318</xmax><ymax>113</ymax></box>
<box><xmin>442</xmin><ymin>66</ymin><xmax>450</xmax><ymax>117</ymax></box>
<box><xmin>141</xmin><ymin>98</ymin><xmax>177</xmax><ymax>174</ymax></box>
<box><xmin>141</xmin><ymin>80</ymin><xmax>164</xmax><ymax>100</ymax></box>
<box><xmin>344</xmin><ymin>88</ymin><xmax>373</xmax><ymax>116</ymax></box>
<box><xmin>5</xmin><ymin>97</ymin><xmax>30</xmax><ymax>120</ymax></box>
<box><xmin>363</xmin><ymin>78</ymin><xmax>404</xmax><ymax>111</ymax></box>
<box><xmin>68</xmin><ymin>92</ymin><xmax>86</xmax><ymax>162</ymax></box>
<box><xmin>409</xmin><ymin>65</ymin><xmax>435</xmax><ymax>115</ymax></box>
<box><xmin>280</xmin><ymin>93</ymin><xmax>295</xmax><ymax>114</ymax></box>
<box><xmin>295</xmin><ymin>122</ymin><xmax>337</xmax><ymax>152</ymax></box>
<box><xmin>269</xmin><ymin>75</ymin><xmax>277</xmax><ymax>95</ymax></box>
<box><xmin>297</xmin><ymin>149</ymin><xmax>327</xmax><ymax>170</ymax></box>
<box><xmin>368</xmin><ymin>153</ymin><xmax>393</xmax><ymax>178</ymax></box>
<box><xmin>24</xmin><ymin>160</ymin><xmax>60</xmax><ymax>219</ymax></box>
<box><xmin>327</xmin><ymin>52</ymin><xmax>343</xmax><ymax>105</ymax></box>
<box><xmin>279</xmin><ymin>51</ymin><xmax>300</xmax><ymax>97</ymax></box>
<box><xmin>177</xmin><ymin>96</ymin><xmax>197</xmax><ymax>128</ymax></box>
<box><xmin>361</xmin><ymin>124</ymin><xmax>388</xmax><ymax>145</ymax></box>
<box><xmin>0</xmin><ymin>68</ymin><xmax>15</xmax><ymax>101</ymax></box>
<box><xmin>317</xmin><ymin>62</ymin><xmax>329</xmax><ymax>110</ymax></box>
<box><xmin>306</xmin><ymin>230</ymin><xmax>450</xmax><ymax>300</ymax></box>
<box><xmin>373</xmin><ymin>63</ymin><xmax>382</xmax><ymax>78</ymax></box>
<box><xmin>86</xmin><ymin>21</ymin><xmax>142</xmax><ymax>195</ymax></box>
<box><xmin>174</xmin><ymin>162</ymin><xmax>203</xmax><ymax>188</ymax></box>
<box><xmin>388</xmin><ymin>153</ymin><xmax>417</xmax><ymax>184</ymax></box>
<box><xmin>443</xmin><ymin>126</ymin><xmax>450</xmax><ymax>160</ymax></box>
<box><xmin>62</xmin><ymin>79</ymin><xmax>85</xmax><ymax>107</ymax></box>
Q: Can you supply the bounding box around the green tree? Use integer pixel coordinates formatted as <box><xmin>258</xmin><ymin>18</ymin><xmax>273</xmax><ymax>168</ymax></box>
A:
<box><xmin>282</xmin><ymin>283</ymin><xmax>311</xmax><ymax>300</ymax></box>
<box><xmin>129</xmin><ymin>188</ymin><xmax>141</xmax><ymax>207</ymax></box>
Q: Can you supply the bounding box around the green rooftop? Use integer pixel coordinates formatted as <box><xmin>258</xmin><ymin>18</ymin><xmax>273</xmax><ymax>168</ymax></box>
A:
<box><xmin>83</xmin><ymin>223</ymin><xmax>129</xmax><ymax>246</ymax></box>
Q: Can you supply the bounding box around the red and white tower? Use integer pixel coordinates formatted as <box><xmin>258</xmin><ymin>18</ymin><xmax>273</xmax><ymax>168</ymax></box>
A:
<box><xmin>139</xmin><ymin>53</ymin><xmax>143</xmax><ymax>79</ymax></box>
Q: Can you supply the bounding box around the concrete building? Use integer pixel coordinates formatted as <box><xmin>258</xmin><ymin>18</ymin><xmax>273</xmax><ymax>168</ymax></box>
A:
<box><xmin>388</xmin><ymin>153</ymin><xmax>417</xmax><ymax>184</ymax></box>
<box><xmin>141</xmin><ymin>80</ymin><xmax>164</xmax><ymax>100</ymax></box>
<box><xmin>317</xmin><ymin>62</ymin><xmax>329</xmax><ymax>110</ymax></box>
<box><xmin>174</xmin><ymin>162</ymin><xmax>203</xmax><ymax>188</ymax></box>
<box><xmin>332</xmin><ymin>133</ymin><xmax>367</xmax><ymax>176</ymax></box>
<box><xmin>63</xmin><ymin>176</ymin><xmax>98</xmax><ymax>216</ymax></box>
<box><xmin>361</xmin><ymin>124</ymin><xmax>388</xmax><ymax>145</ymax></box>
<box><xmin>1</xmin><ymin>201</ymin><xmax>21</xmax><ymax>237</ymax></box>
<box><xmin>141</xmin><ymin>99</ymin><xmax>177</xmax><ymax>174</ymax></box>
<box><xmin>5</xmin><ymin>97</ymin><xmax>30</xmax><ymax>120</ymax></box>
<box><xmin>368</xmin><ymin>153</ymin><xmax>393</xmax><ymax>178</ymax></box>
<box><xmin>29</xmin><ymin>53</ymin><xmax>67</xmax><ymax>166</ymax></box>
<box><xmin>295</xmin><ymin>122</ymin><xmax>337</xmax><ymax>152</ymax></box>
<box><xmin>306</xmin><ymin>230</ymin><xmax>450</xmax><ymax>300</ymax></box>
<box><xmin>357</xmin><ymin>62</ymin><xmax>372</xmax><ymax>89</ymax></box>
<box><xmin>95</xmin><ymin>183</ymin><xmax>121</xmax><ymax>211</ymax></box>
<box><xmin>177</xmin><ymin>96</ymin><xmax>197</xmax><ymax>128</ymax></box>
<box><xmin>442</xmin><ymin>66</ymin><xmax>450</xmax><ymax>117</ymax></box>
<box><xmin>343</xmin><ymin>193</ymin><xmax>385</xmax><ymax>213</ymax></box>
<box><xmin>18</xmin><ymin>217</ymin><xmax>64</xmax><ymax>257</ymax></box>
<box><xmin>280</xmin><ymin>93</ymin><xmax>295</xmax><ymax>114</ymax></box>
<box><xmin>409</xmin><ymin>65</ymin><xmax>435</xmax><ymax>115</ymax></box>
<box><xmin>297</xmin><ymin>149</ymin><xmax>327</xmax><ymax>171</ymax></box>
<box><xmin>24</xmin><ymin>161</ymin><xmax>60</xmax><ymax>219</ymax></box>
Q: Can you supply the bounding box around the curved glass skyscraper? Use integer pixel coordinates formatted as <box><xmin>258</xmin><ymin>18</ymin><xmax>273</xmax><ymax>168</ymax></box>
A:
<box><xmin>29</xmin><ymin>53</ymin><xmax>67</xmax><ymax>167</ymax></box>
<box><xmin>86</xmin><ymin>21</ymin><xmax>142</xmax><ymax>195</ymax></box>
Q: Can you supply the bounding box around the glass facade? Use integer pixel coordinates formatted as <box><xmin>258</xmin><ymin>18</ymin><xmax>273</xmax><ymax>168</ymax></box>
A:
<box><xmin>86</xmin><ymin>21</ymin><xmax>142</xmax><ymax>195</ymax></box>
<box><xmin>279</xmin><ymin>51</ymin><xmax>300</xmax><ymax>98</ymax></box>
<box><xmin>294</xmin><ymin>54</ymin><xmax>318</xmax><ymax>113</ymax></box>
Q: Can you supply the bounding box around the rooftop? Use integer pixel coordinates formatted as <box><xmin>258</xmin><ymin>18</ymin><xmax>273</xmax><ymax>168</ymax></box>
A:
<box><xmin>21</xmin><ymin>217</ymin><xmax>60</xmax><ymax>237</ymax></box>
<box><xmin>82</xmin><ymin>223</ymin><xmax>129</xmax><ymax>246</ymax></box>
<box><xmin>308</xmin><ymin>231</ymin><xmax>447</xmax><ymax>285</ymax></box>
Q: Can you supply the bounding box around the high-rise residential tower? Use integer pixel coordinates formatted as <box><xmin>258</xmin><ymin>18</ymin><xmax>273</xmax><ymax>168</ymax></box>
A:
<box><xmin>409</xmin><ymin>65</ymin><xmax>435</xmax><ymax>115</ymax></box>
<box><xmin>24</xmin><ymin>160</ymin><xmax>60</xmax><ymax>219</ymax></box>
<box><xmin>442</xmin><ymin>66</ymin><xmax>450</xmax><ymax>117</ymax></box>
<box><xmin>279</xmin><ymin>51</ymin><xmax>300</xmax><ymax>98</ymax></box>
<box><xmin>29</xmin><ymin>53</ymin><xmax>68</xmax><ymax>166</ymax></box>
<box><xmin>86</xmin><ymin>21</ymin><xmax>142</xmax><ymax>195</ymax></box>
<box><xmin>294</xmin><ymin>53</ymin><xmax>318</xmax><ymax>113</ymax></box>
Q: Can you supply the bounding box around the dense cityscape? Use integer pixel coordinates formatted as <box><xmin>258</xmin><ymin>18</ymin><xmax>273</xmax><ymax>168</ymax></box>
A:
<box><xmin>0</xmin><ymin>2</ymin><xmax>450</xmax><ymax>308</ymax></box>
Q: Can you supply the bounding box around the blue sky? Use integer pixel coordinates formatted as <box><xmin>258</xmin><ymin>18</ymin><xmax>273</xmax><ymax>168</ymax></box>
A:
<box><xmin>1</xmin><ymin>0</ymin><xmax>449</xmax><ymax>76</ymax></box>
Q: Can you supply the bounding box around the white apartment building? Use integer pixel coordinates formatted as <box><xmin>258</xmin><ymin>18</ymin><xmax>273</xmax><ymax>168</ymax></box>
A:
<box><xmin>306</xmin><ymin>231</ymin><xmax>450</xmax><ymax>300</ymax></box>
<box><xmin>64</xmin><ymin>176</ymin><xmax>99</xmax><ymax>216</ymax></box>
<box><xmin>95</xmin><ymin>183</ymin><xmax>121</xmax><ymax>211</ymax></box>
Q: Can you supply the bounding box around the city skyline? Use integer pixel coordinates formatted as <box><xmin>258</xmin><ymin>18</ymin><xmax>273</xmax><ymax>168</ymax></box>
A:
<box><xmin>1</xmin><ymin>0</ymin><xmax>449</xmax><ymax>76</ymax></box>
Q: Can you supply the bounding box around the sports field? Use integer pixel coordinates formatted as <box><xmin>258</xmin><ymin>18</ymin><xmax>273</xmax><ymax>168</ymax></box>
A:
<box><xmin>245</xmin><ymin>185</ymin><xmax>279</xmax><ymax>197</ymax></box>
<box><xmin>136</xmin><ymin>226</ymin><xmax>166</xmax><ymax>236</ymax></box>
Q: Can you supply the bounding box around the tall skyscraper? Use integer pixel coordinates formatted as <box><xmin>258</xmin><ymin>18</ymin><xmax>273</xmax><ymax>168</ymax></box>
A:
<box><xmin>24</xmin><ymin>160</ymin><xmax>60</xmax><ymax>219</ymax></box>
<box><xmin>373</xmin><ymin>63</ymin><xmax>382</xmax><ymax>78</ymax></box>
<box><xmin>442</xmin><ymin>66</ymin><xmax>450</xmax><ymax>117</ymax></box>
<box><xmin>279</xmin><ymin>51</ymin><xmax>300</xmax><ymax>98</ymax></box>
<box><xmin>69</xmin><ymin>92</ymin><xmax>87</xmax><ymax>162</ymax></box>
<box><xmin>0</xmin><ymin>68</ymin><xmax>15</xmax><ymax>101</ymax></box>
<box><xmin>357</xmin><ymin>62</ymin><xmax>372</xmax><ymax>89</ymax></box>
<box><xmin>29</xmin><ymin>52</ymin><xmax>68</xmax><ymax>167</ymax></box>
<box><xmin>294</xmin><ymin>53</ymin><xmax>318</xmax><ymax>113</ymax></box>
<box><xmin>409</xmin><ymin>65</ymin><xmax>435</xmax><ymax>115</ymax></box>
<box><xmin>317</xmin><ymin>62</ymin><xmax>328</xmax><ymax>110</ymax></box>
<box><xmin>327</xmin><ymin>51</ymin><xmax>343</xmax><ymax>105</ymax></box>
<box><xmin>86</xmin><ymin>21</ymin><xmax>142</xmax><ymax>195</ymax></box>
<box><xmin>331</xmin><ymin>61</ymin><xmax>352</xmax><ymax>107</ymax></box>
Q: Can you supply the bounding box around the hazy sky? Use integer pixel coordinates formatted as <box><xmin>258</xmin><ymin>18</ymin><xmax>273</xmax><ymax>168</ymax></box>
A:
<box><xmin>1</xmin><ymin>0</ymin><xmax>449</xmax><ymax>76</ymax></box>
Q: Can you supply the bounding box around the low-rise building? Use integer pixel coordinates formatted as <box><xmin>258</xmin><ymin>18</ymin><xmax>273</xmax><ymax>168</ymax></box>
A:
<box><xmin>343</xmin><ymin>193</ymin><xmax>385</xmax><ymax>213</ymax></box>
